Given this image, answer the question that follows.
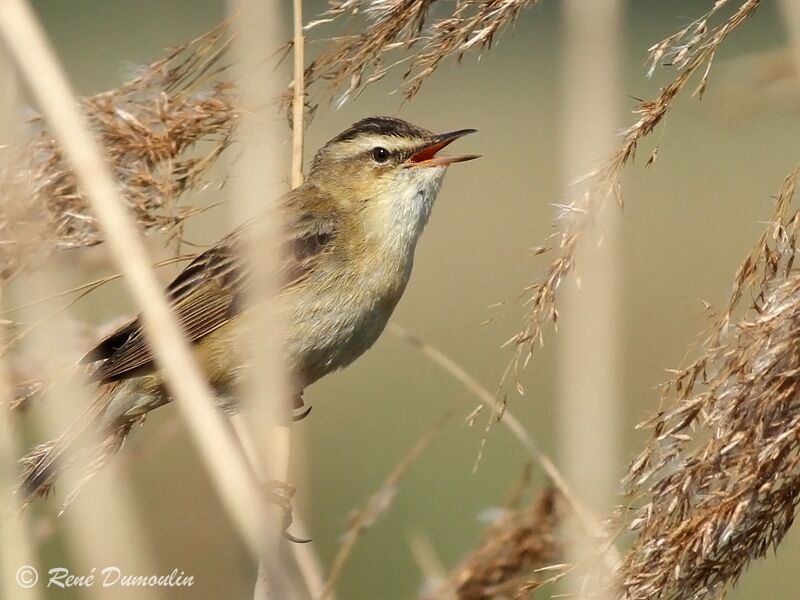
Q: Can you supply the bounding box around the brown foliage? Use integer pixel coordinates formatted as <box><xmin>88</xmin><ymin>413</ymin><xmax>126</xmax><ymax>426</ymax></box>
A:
<box><xmin>301</xmin><ymin>0</ymin><xmax>541</xmax><ymax>106</ymax></box>
<box><xmin>423</xmin><ymin>487</ymin><xmax>564</xmax><ymax>600</ymax></box>
<box><xmin>619</xmin><ymin>168</ymin><xmax>800</xmax><ymax>600</ymax></box>
<box><xmin>0</xmin><ymin>22</ymin><xmax>236</xmax><ymax>281</ymax></box>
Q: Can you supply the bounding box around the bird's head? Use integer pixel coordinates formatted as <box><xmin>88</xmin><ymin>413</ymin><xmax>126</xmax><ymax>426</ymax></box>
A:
<box><xmin>307</xmin><ymin>117</ymin><xmax>478</xmax><ymax>243</ymax></box>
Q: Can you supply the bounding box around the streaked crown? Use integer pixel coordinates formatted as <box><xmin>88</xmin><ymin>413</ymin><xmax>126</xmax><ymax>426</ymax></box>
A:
<box><xmin>310</xmin><ymin>116</ymin><xmax>436</xmax><ymax>173</ymax></box>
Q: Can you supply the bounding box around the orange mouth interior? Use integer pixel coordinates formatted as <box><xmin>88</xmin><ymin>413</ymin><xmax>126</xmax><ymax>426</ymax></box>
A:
<box><xmin>408</xmin><ymin>138</ymin><xmax>455</xmax><ymax>163</ymax></box>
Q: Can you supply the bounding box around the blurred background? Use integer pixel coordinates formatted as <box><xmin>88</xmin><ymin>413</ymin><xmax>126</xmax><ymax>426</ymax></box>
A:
<box><xmin>4</xmin><ymin>0</ymin><xmax>800</xmax><ymax>598</ymax></box>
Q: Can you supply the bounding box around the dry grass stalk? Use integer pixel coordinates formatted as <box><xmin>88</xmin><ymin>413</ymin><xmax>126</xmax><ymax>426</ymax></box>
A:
<box><xmin>225</xmin><ymin>1</ymin><xmax>296</xmax><ymax>598</ymax></box>
<box><xmin>288</xmin><ymin>515</ymin><xmax>328</xmax><ymax>600</ymax></box>
<box><xmin>291</xmin><ymin>0</ymin><xmax>306</xmax><ymax>188</ymax></box>
<box><xmin>0</xmin><ymin>47</ymin><xmax>39</xmax><ymax>600</ymax></box>
<box><xmin>0</xmin><ymin>20</ymin><xmax>236</xmax><ymax>281</ymax></box>
<box><xmin>422</xmin><ymin>487</ymin><xmax>565</xmax><ymax>600</ymax></box>
<box><xmin>504</xmin><ymin>0</ymin><xmax>763</xmax><ymax>391</ymax></box>
<box><xmin>286</xmin><ymin>2</ymin><xmax>331</xmax><ymax>597</ymax></box>
<box><xmin>558</xmin><ymin>1</ymin><xmax>622</xmax><ymax>597</ymax></box>
<box><xmin>619</xmin><ymin>168</ymin><xmax>800</xmax><ymax>600</ymax></box>
<box><xmin>297</xmin><ymin>0</ymin><xmax>541</xmax><ymax>108</ymax></box>
<box><xmin>389</xmin><ymin>322</ymin><xmax>620</xmax><ymax>569</ymax></box>
<box><xmin>320</xmin><ymin>413</ymin><xmax>451</xmax><ymax>599</ymax></box>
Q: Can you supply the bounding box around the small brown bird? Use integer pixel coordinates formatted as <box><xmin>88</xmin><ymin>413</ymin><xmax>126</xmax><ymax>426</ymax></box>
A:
<box><xmin>21</xmin><ymin>116</ymin><xmax>478</xmax><ymax>501</ymax></box>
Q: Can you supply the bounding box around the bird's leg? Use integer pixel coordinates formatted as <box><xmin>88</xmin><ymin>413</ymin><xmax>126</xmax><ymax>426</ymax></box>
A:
<box><xmin>292</xmin><ymin>392</ymin><xmax>312</xmax><ymax>421</ymax></box>
<box><xmin>230</xmin><ymin>414</ymin><xmax>308</xmax><ymax>542</ymax></box>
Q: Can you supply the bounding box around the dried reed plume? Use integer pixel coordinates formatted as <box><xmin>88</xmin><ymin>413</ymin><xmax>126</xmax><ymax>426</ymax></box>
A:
<box><xmin>422</xmin><ymin>486</ymin><xmax>565</xmax><ymax>600</ymax></box>
<box><xmin>619</xmin><ymin>168</ymin><xmax>800</xmax><ymax>600</ymax></box>
<box><xmin>300</xmin><ymin>0</ymin><xmax>541</xmax><ymax>106</ymax></box>
<box><xmin>0</xmin><ymin>21</ymin><xmax>235</xmax><ymax>281</ymax></box>
<box><xmin>0</xmin><ymin>0</ymin><xmax>541</xmax><ymax>281</ymax></box>
<box><xmin>505</xmin><ymin>0</ymin><xmax>763</xmax><ymax>390</ymax></box>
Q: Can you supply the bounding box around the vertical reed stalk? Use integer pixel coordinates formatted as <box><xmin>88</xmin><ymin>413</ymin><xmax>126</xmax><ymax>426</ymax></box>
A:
<box><xmin>0</xmin><ymin>0</ymin><xmax>270</xmax><ymax>559</ymax></box>
<box><xmin>226</xmin><ymin>1</ymin><xmax>295</xmax><ymax>598</ymax></box>
<box><xmin>557</xmin><ymin>0</ymin><xmax>622</xmax><ymax>591</ymax></box>
<box><xmin>0</xmin><ymin>42</ymin><xmax>41</xmax><ymax>600</ymax></box>
<box><xmin>288</xmin><ymin>516</ymin><xmax>326</xmax><ymax>599</ymax></box>
<box><xmin>291</xmin><ymin>0</ymin><xmax>305</xmax><ymax>189</ymax></box>
<box><xmin>286</xmin><ymin>2</ymin><xmax>328</xmax><ymax>597</ymax></box>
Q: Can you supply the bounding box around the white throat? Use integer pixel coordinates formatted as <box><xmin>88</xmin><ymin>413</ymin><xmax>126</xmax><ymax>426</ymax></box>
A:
<box><xmin>379</xmin><ymin>165</ymin><xmax>446</xmax><ymax>259</ymax></box>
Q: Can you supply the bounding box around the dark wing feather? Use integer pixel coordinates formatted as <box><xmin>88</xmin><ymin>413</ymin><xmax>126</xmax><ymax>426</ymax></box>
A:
<box><xmin>83</xmin><ymin>200</ymin><xmax>337</xmax><ymax>384</ymax></box>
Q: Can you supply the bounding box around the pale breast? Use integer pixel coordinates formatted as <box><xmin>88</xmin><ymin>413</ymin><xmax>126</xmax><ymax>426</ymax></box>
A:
<box><xmin>286</xmin><ymin>170</ymin><xmax>445</xmax><ymax>386</ymax></box>
<box><xmin>285</xmin><ymin>247</ymin><xmax>412</xmax><ymax>387</ymax></box>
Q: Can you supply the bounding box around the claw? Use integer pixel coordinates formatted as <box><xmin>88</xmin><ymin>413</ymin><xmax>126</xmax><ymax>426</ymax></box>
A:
<box><xmin>292</xmin><ymin>405</ymin><xmax>312</xmax><ymax>421</ymax></box>
<box><xmin>268</xmin><ymin>482</ymin><xmax>310</xmax><ymax>541</ymax></box>
<box><xmin>283</xmin><ymin>531</ymin><xmax>312</xmax><ymax>544</ymax></box>
<box><xmin>292</xmin><ymin>392</ymin><xmax>312</xmax><ymax>421</ymax></box>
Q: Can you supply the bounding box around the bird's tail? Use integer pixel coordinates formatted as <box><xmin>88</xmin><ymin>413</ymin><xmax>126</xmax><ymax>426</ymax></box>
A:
<box><xmin>17</xmin><ymin>382</ymin><xmax>134</xmax><ymax>510</ymax></box>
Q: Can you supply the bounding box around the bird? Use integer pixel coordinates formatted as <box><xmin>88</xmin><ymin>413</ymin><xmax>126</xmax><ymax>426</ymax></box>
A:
<box><xmin>19</xmin><ymin>116</ymin><xmax>478</xmax><ymax>505</ymax></box>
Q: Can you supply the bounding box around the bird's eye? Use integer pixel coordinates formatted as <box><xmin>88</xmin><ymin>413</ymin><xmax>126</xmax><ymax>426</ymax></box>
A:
<box><xmin>371</xmin><ymin>147</ymin><xmax>390</xmax><ymax>163</ymax></box>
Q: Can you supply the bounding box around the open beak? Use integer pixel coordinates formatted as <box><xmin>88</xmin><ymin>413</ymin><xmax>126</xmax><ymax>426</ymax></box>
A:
<box><xmin>404</xmin><ymin>128</ymin><xmax>480</xmax><ymax>168</ymax></box>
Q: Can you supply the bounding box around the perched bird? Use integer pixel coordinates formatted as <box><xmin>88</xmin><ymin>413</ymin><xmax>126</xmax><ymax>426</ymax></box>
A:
<box><xmin>20</xmin><ymin>116</ymin><xmax>478</xmax><ymax>503</ymax></box>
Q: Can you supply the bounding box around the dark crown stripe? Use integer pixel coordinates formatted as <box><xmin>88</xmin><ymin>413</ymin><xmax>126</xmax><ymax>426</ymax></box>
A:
<box><xmin>329</xmin><ymin>116</ymin><xmax>433</xmax><ymax>145</ymax></box>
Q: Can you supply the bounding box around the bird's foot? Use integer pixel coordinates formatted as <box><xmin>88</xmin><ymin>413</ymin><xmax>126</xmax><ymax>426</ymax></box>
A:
<box><xmin>292</xmin><ymin>393</ymin><xmax>312</xmax><ymax>422</ymax></box>
<box><xmin>264</xmin><ymin>479</ymin><xmax>310</xmax><ymax>543</ymax></box>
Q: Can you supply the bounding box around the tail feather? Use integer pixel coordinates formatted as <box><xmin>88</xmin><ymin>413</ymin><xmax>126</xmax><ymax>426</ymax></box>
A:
<box><xmin>18</xmin><ymin>440</ymin><xmax>60</xmax><ymax>501</ymax></box>
<box><xmin>17</xmin><ymin>383</ymin><xmax>124</xmax><ymax>507</ymax></box>
<box><xmin>60</xmin><ymin>422</ymin><xmax>133</xmax><ymax>512</ymax></box>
